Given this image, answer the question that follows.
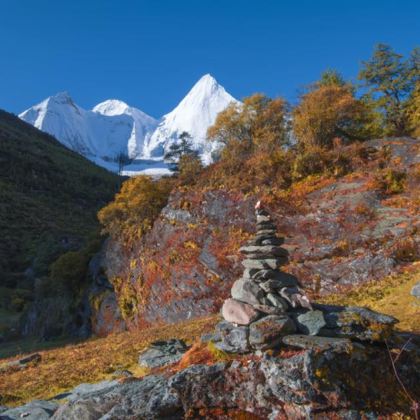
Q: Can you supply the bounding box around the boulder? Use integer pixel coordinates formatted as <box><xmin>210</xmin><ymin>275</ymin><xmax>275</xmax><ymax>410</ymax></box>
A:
<box><xmin>231</xmin><ymin>278</ymin><xmax>264</xmax><ymax>306</ymax></box>
<box><xmin>52</xmin><ymin>375</ymin><xmax>182</xmax><ymax>419</ymax></box>
<box><xmin>215</xmin><ymin>320</ymin><xmax>250</xmax><ymax>353</ymax></box>
<box><xmin>138</xmin><ymin>339</ymin><xmax>188</xmax><ymax>369</ymax></box>
<box><xmin>316</xmin><ymin>304</ymin><xmax>398</xmax><ymax>342</ymax></box>
<box><xmin>295</xmin><ymin>310</ymin><xmax>326</xmax><ymax>336</ymax></box>
<box><xmin>0</xmin><ymin>353</ymin><xmax>41</xmax><ymax>373</ymax></box>
<box><xmin>411</xmin><ymin>281</ymin><xmax>420</xmax><ymax>298</ymax></box>
<box><xmin>54</xmin><ymin>380</ymin><xmax>119</xmax><ymax>402</ymax></box>
<box><xmin>249</xmin><ymin>315</ymin><xmax>296</xmax><ymax>349</ymax></box>
<box><xmin>222</xmin><ymin>298</ymin><xmax>260</xmax><ymax>325</ymax></box>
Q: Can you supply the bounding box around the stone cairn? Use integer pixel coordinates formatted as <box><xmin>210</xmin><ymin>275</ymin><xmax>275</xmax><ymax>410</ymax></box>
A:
<box><xmin>212</xmin><ymin>200</ymin><xmax>397</xmax><ymax>353</ymax></box>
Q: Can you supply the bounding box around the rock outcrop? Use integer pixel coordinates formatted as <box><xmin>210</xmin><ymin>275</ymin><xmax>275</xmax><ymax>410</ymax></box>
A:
<box><xmin>4</xmin><ymin>333</ymin><xmax>419</xmax><ymax>419</ymax></box>
<box><xmin>104</xmin><ymin>138</ymin><xmax>420</xmax><ymax>332</ymax></box>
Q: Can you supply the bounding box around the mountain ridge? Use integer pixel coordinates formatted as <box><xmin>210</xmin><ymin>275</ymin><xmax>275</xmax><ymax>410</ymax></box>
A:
<box><xmin>19</xmin><ymin>74</ymin><xmax>239</xmax><ymax>170</ymax></box>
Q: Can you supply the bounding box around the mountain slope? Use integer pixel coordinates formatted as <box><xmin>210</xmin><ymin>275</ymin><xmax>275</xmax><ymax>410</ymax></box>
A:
<box><xmin>0</xmin><ymin>109</ymin><xmax>121</xmax><ymax>301</ymax></box>
<box><xmin>143</xmin><ymin>74</ymin><xmax>239</xmax><ymax>162</ymax></box>
<box><xmin>19</xmin><ymin>93</ymin><xmax>157</xmax><ymax>161</ymax></box>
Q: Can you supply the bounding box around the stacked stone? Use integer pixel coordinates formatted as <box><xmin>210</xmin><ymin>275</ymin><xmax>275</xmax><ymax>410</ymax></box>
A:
<box><xmin>222</xmin><ymin>202</ymin><xmax>311</xmax><ymax>327</ymax></box>
<box><xmin>216</xmin><ymin>202</ymin><xmax>318</xmax><ymax>352</ymax></box>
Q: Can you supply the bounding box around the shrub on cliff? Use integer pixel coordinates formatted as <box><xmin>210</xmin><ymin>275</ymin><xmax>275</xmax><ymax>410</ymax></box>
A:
<box><xmin>178</xmin><ymin>154</ymin><xmax>204</xmax><ymax>185</ymax></box>
<box><xmin>98</xmin><ymin>176</ymin><xmax>173</xmax><ymax>244</ymax></box>
<box><xmin>49</xmin><ymin>250</ymin><xmax>90</xmax><ymax>293</ymax></box>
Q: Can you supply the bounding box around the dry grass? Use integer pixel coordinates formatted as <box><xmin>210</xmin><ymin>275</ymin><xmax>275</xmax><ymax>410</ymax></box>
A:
<box><xmin>319</xmin><ymin>264</ymin><xmax>420</xmax><ymax>333</ymax></box>
<box><xmin>0</xmin><ymin>315</ymin><xmax>219</xmax><ymax>407</ymax></box>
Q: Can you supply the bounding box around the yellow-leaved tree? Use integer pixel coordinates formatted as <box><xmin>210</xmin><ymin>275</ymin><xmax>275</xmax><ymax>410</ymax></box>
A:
<box><xmin>98</xmin><ymin>176</ymin><xmax>173</xmax><ymax>244</ymax></box>
<box><xmin>293</xmin><ymin>83</ymin><xmax>375</xmax><ymax>150</ymax></box>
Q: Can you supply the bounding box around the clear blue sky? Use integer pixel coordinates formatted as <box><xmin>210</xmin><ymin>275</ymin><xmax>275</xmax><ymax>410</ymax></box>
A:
<box><xmin>1</xmin><ymin>0</ymin><xmax>419</xmax><ymax>118</ymax></box>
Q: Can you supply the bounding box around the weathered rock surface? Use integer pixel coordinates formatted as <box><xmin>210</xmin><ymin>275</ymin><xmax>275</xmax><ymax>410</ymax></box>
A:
<box><xmin>282</xmin><ymin>334</ymin><xmax>355</xmax><ymax>352</ymax></box>
<box><xmin>221</xmin><ymin>298</ymin><xmax>260</xmax><ymax>325</ymax></box>
<box><xmin>5</xmin><ymin>332</ymin><xmax>420</xmax><ymax>419</ymax></box>
<box><xmin>52</xmin><ymin>375</ymin><xmax>183</xmax><ymax>420</ymax></box>
<box><xmin>138</xmin><ymin>339</ymin><xmax>189</xmax><ymax>369</ymax></box>
<box><xmin>1</xmin><ymin>400</ymin><xmax>58</xmax><ymax>420</ymax></box>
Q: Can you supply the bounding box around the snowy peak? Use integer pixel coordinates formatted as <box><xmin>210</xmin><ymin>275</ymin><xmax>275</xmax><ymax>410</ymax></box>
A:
<box><xmin>19</xmin><ymin>93</ymin><xmax>157</xmax><ymax>161</ymax></box>
<box><xmin>93</xmin><ymin>99</ymin><xmax>131</xmax><ymax>116</ymax></box>
<box><xmin>142</xmin><ymin>74</ymin><xmax>239</xmax><ymax>160</ymax></box>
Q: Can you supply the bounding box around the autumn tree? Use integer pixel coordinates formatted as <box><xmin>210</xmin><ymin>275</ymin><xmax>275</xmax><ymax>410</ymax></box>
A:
<box><xmin>207</xmin><ymin>93</ymin><xmax>288</xmax><ymax>160</ymax></box>
<box><xmin>358</xmin><ymin>44</ymin><xmax>420</xmax><ymax>136</ymax></box>
<box><xmin>98</xmin><ymin>175</ymin><xmax>173</xmax><ymax>244</ymax></box>
<box><xmin>406</xmin><ymin>82</ymin><xmax>420</xmax><ymax>137</ymax></box>
<box><xmin>293</xmin><ymin>77</ymin><xmax>373</xmax><ymax>149</ymax></box>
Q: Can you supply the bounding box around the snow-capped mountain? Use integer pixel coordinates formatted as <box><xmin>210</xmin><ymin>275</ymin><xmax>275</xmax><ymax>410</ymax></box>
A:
<box><xmin>19</xmin><ymin>92</ymin><xmax>157</xmax><ymax>161</ymax></box>
<box><xmin>93</xmin><ymin>99</ymin><xmax>157</xmax><ymax>158</ymax></box>
<box><xmin>19</xmin><ymin>74</ymin><xmax>238</xmax><ymax>173</ymax></box>
<box><xmin>142</xmin><ymin>74</ymin><xmax>239</xmax><ymax>163</ymax></box>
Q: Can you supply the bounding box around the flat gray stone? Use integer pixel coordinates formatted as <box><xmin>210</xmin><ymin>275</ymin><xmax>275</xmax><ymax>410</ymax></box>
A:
<box><xmin>295</xmin><ymin>310</ymin><xmax>326</xmax><ymax>335</ymax></box>
<box><xmin>231</xmin><ymin>278</ymin><xmax>264</xmax><ymax>306</ymax></box>
<box><xmin>282</xmin><ymin>335</ymin><xmax>356</xmax><ymax>352</ymax></box>
<box><xmin>138</xmin><ymin>339</ymin><xmax>188</xmax><ymax>369</ymax></box>
<box><xmin>249</xmin><ymin>315</ymin><xmax>296</xmax><ymax>349</ymax></box>
<box><xmin>240</xmin><ymin>245</ymin><xmax>288</xmax><ymax>258</ymax></box>
<box><xmin>247</xmin><ymin>236</ymin><xmax>284</xmax><ymax>246</ymax></box>
<box><xmin>242</xmin><ymin>258</ymin><xmax>285</xmax><ymax>270</ymax></box>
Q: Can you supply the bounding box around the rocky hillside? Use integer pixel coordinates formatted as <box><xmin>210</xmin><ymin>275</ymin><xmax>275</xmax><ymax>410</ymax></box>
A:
<box><xmin>102</xmin><ymin>138</ymin><xmax>420</xmax><ymax>331</ymax></box>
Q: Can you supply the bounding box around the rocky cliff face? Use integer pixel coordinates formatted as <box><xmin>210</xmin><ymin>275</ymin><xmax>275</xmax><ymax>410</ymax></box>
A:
<box><xmin>104</xmin><ymin>138</ymin><xmax>420</xmax><ymax>331</ymax></box>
